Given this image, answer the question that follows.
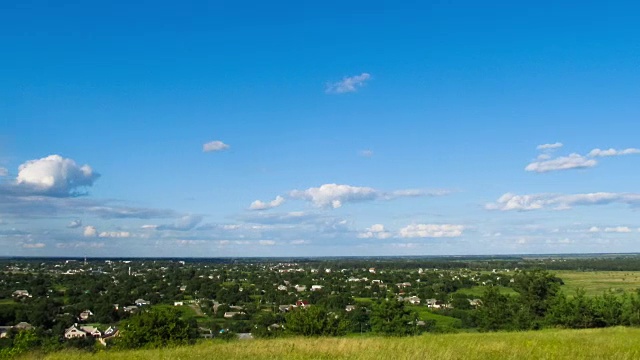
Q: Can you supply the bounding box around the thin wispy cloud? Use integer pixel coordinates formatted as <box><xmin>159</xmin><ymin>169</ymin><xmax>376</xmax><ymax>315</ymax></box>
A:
<box><xmin>399</xmin><ymin>224</ymin><xmax>464</xmax><ymax>238</ymax></box>
<box><xmin>487</xmin><ymin>192</ymin><xmax>640</xmax><ymax>211</ymax></box>
<box><xmin>536</xmin><ymin>142</ymin><xmax>563</xmax><ymax>150</ymax></box>
<box><xmin>325</xmin><ymin>73</ymin><xmax>371</xmax><ymax>94</ymax></box>
<box><xmin>359</xmin><ymin>150</ymin><xmax>374</xmax><ymax>158</ymax></box>
<box><xmin>526</xmin><ymin>145</ymin><xmax>640</xmax><ymax>173</ymax></box>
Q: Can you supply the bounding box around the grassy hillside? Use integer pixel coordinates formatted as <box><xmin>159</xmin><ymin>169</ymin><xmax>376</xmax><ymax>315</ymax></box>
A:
<box><xmin>27</xmin><ymin>327</ymin><xmax>640</xmax><ymax>360</ymax></box>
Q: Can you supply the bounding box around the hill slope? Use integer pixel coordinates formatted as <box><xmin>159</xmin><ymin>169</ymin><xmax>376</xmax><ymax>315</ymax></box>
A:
<box><xmin>30</xmin><ymin>327</ymin><xmax>640</xmax><ymax>360</ymax></box>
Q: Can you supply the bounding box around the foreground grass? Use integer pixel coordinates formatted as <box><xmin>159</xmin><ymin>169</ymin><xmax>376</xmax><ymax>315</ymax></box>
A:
<box><xmin>28</xmin><ymin>327</ymin><xmax>640</xmax><ymax>360</ymax></box>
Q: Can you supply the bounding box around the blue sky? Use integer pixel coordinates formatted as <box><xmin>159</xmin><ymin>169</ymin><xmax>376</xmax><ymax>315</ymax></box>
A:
<box><xmin>1</xmin><ymin>1</ymin><xmax>640</xmax><ymax>257</ymax></box>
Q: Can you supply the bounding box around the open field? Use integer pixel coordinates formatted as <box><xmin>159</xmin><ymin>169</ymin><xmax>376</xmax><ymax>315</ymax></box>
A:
<box><xmin>455</xmin><ymin>285</ymin><xmax>517</xmax><ymax>297</ymax></box>
<box><xmin>27</xmin><ymin>327</ymin><xmax>640</xmax><ymax>360</ymax></box>
<box><xmin>556</xmin><ymin>271</ymin><xmax>640</xmax><ymax>296</ymax></box>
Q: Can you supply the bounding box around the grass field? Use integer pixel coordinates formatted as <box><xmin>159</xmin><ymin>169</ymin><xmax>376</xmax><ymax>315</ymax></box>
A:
<box><xmin>556</xmin><ymin>271</ymin><xmax>640</xmax><ymax>296</ymax></box>
<box><xmin>26</xmin><ymin>327</ymin><xmax>640</xmax><ymax>360</ymax></box>
<box><xmin>455</xmin><ymin>286</ymin><xmax>517</xmax><ymax>297</ymax></box>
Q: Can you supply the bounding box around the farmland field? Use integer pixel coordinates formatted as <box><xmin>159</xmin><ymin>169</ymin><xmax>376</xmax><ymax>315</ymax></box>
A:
<box><xmin>29</xmin><ymin>327</ymin><xmax>640</xmax><ymax>360</ymax></box>
<box><xmin>556</xmin><ymin>271</ymin><xmax>640</xmax><ymax>296</ymax></box>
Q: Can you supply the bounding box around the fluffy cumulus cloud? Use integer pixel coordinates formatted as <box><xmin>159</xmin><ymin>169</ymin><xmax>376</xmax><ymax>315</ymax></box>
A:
<box><xmin>399</xmin><ymin>224</ymin><xmax>464</xmax><ymax>238</ymax></box>
<box><xmin>157</xmin><ymin>215</ymin><xmax>203</xmax><ymax>231</ymax></box>
<box><xmin>358</xmin><ymin>224</ymin><xmax>393</xmax><ymax>239</ymax></box>
<box><xmin>487</xmin><ymin>192</ymin><xmax>640</xmax><ymax>211</ymax></box>
<box><xmin>526</xmin><ymin>145</ymin><xmax>640</xmax><ymax>173</ymax></box>
<box><xmin>249</xmin><ymin>196</ymin><xmax>285</xmax><ymax>210</ymax></box>
<box><xmin>6</xmin><ymin>155</ymin><xmax>99</xmax><ymax>196</ymax></box>
<box><xmin>202</xmin><ymin>140</ymin><xmax>229</xmax><ymax>152</ymax></box>
<box><xmin>288</xmin><ymin>183</ymin><xmax>446</xmax><ymax>209</ymax></box>
<box><xmin>604</xmin><ymin>226</ymin><xmax>632</xmax><ymax>233</ymax></box>
<box><xmin>325</xmin><ymin>73</ymin><xmax>371</xmax><ymax>94</ymax></box>
<box><xmin>83</xmin><ymin>225</ymin><xmax>97</xmax><ymax>237</ymax></box>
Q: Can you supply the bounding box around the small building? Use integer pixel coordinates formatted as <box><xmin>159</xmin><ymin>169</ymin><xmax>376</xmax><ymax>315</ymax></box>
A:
<box><xmin>13</xmin><ymin>322</ymin><xmax>34</xmax><ymax>331</ymax></box>
<box><xmin>311</xmin><ymin>285</ymin><xmax>324</xmax><ymax>291</ymax></box>
<box><xmin>174</xmin><ymin>301</ymin><xmax>184</xmax><ymax>306</ymax></box>
<box><xmin>278</xmin><ymin>305</ymin><xmax>292</xmax><ymax>312</ymax></box>
<box><xmin>79</xmin><ymin>310</ymin><xmax>93</xmax><ymax>321</ymax></box>
<box><xmin>135</xmin><ymin>298</ymin><xmax>150</xmax><ymax>306</ymax></box>
<box><xmin>103</xmin><ymin>326</ymin><xmax>119</xmax><ymax>339</ymax></box>
<box><xmin>12</xmin><ymin>290</ymin><xmax>31</xmax><ymax>299</ymax></box>
<box><xmin>277</xmin><ymin>285</ymin><xmax>288</xmax><ymax>291</ymax></box>
<box><xmin>294</xmin><ymin>285</ymin><xmax>307</xmax><ymax>292</ymax></box>
<box><xmin>345</xmin><ymin>305</ymin><xmax>356</xmax><ymax>312</ymax></box>
<box><xmin>80</xmin><ymin>326</ymin><xmax>102</xmax><ymax>338</ymax></box>
<box><xmin>123</xmin><ymin>305</ymin><xmax>138</xmax><ymax>313</ymax></box>
<box><xmin>223</xmin><ymin>311</ymin><xmax>244</xmax><ymax>319</ymax></box>
<box><xmin>295</xmin><ymin>300</ymin><xmax>310</xmax><ymax>308</ymax></box>
<box><xmin>0</xmin><ymin>326</ymin><xmax>11</xmax><ymax>338</ymax></box>
<box><xmin>64</xmin><ymin>325</ymin><xmax>87</xmax><ymax>339</ymax></box>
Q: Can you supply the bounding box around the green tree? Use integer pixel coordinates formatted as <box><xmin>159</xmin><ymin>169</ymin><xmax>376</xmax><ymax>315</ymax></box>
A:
<box><xmin>115</xmin><ymin>307</ymin><xmax>198</xmax><ymax>349</ymax></box>
<box><xmin>285</xmin><ymin>306</ymin><xmax>348</xmax><ymax>336</ymax></box>
<box><xmin>370</xmin><ymin>299</ymin><xmax>414</xmax><ymax>336</ymax></box>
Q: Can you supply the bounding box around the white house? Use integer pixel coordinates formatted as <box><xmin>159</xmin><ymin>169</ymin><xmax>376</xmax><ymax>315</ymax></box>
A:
<box><xmin>135</xmin><ymin>298</ymin><xmax>150</xmax><ymax>306</ymax></box>
<box><xmin>80</xmin><ymin>326</ymin><xmax>102</xmax><ymax>338</ymax></box>
<box><xmin>311</xmin><ymin>285</ymin><xmax>324</xmax><ymax>291</ymax></box>
<box><xmin>64</xmin><ymin>325</ymin><xmax>87</xmax><ymax>339</ymax></box>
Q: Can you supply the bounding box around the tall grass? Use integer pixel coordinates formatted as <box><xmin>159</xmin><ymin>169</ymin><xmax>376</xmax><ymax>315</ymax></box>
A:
<box><xmin>25</xmin><ymin>327</ymin><xmax>640</xmax><ymax>360</ymax></box>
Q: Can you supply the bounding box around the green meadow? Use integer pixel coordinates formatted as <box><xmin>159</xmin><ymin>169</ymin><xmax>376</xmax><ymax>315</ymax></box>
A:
<box><xmin>26</xmin><ymin>327</ymin><xmax>640</xmax><ymax>360</ymax></box>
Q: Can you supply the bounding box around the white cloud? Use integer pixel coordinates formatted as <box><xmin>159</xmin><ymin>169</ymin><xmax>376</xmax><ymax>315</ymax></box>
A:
<box><xmin>290</xmin><ymin>239</ymin><xmax>311</xmax><ymax>245</ymax></box>
<box><xmin>359</xmin><ymin>150</ymin><xmax>374</xmax><ymax>158</ymax></box>
<box><xmin>588</xmin><ymin>226</ymin><xmax>601</xmax><ymax>233</ymax></box>
<box><xmin>157</xmin><ymin>215</ymin><xmax>203</xmax><ymax>231</ymax></box>
<box><xmin>12</xmin><ymin>155</ymin><xmax>99</xmax><ymax>196</ymax></box>
<box><xmin>0</xmin><ymin>167</ymin><xmax>7</xmax><ymax>177</ymax></box>
<box><xmin>202</xmin><ymin>140</ymin><xmax>230</xmax><ymax>152</ymax></box>
<box><xmin>83</xmin><ymin>225</ymin><xmax>97</xmax><ymax>237</ymax></box>
<box><xmin>98</xmin><ymin>231</ymin><xmax>131</xmax><ymax>238</ymax></box>
<box><xmin>537</xmin><ymin>143</ymin><xmax>563</xmax><ymax>150</ymax></box>
<box><xmin>487</xmin><ymin>192</ymin><xmax>640</xmax><ymax>211</ymax></box>
<box><xmin>259</xmin><ymin>240</ymin><xmax>276</xmax><ymax>246</ymax></box>
<box><xmin>525</xmin><ymin>154</ymin><xmax>597</xmax><ymax>173</ymax></box>
<box><xmin>325</xmin><ymin>73</ymin><xmax>371</xmax><ymax>94</ymax></box>
<box><xmin>358</xmin><ymin>224</ymin><xmax>393</xmax><ymax>239</ymax></box>
<box><xmin>250</xmin><ymin>196</ymin><xmax>285</xmax><ymax>211</ymax></box>
<box><xmin>290</xmin><ymin>184</ymin><xmax>378</xmax><ymax>208</ymax></box>
<box><xmin>399</xmin><ymin>224</ymin><xmax>464</xmax><ymax>238</ymax></box>
<box><xmin>588</xmin><ymin>148</ymin><xmax>640</xmax><ymax>157</ymax></box>
<box><xmin>604</xmin><ymin>226</ymin><xmax>632</xmax><ymax>233</ymax></box>
<box><xmin>289</xmin><ymin>183</ymin><xmax>446</xmax><ymax>209</ymax></box>
<box><xmin>22</xmin><ymin>242</ymin><xmax>46</xmax><ymax>249</ymax></box>
<box><xmin>67</xmin><ymin>219</ymin><xmax>82</xmax><ymax>228</ymax></box>
<box><xmin>141</xmin><ymin>224</ymin><xmax>158</xmax><ymax>229</ymax></box>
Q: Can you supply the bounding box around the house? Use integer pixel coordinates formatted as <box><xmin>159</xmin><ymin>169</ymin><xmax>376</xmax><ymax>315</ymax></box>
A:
<box><xmin>103</xmin><ymin>326</ymin><xmax>119</xmax><ymax>339</ymax></box>
<box><xmin>278</xmin><ymin>305</ymin><xmax>293</xmax><ymax>312</ymax></box>
<box><xmin>64</xmin><ymin>325</ymin><xmax>87</xmax><ymax>339</ymax></box>
<box><xmin>223</xmin><ymin>311</ymin><xmax>245</xmax><ymax>319</ymax></box>
<box><xmin>425</xmin><ymin>299</ymin><xmax>440</xmax><ymax>308</ymax></box>
<box><xmin>369</xmin><ymin>268</ymin><xmax>376</xmax><ymax>274</ymax></box>
<box><xmin>406</xmin><ymin>296</ymin><xmax>421</xmax><ymax>305</ymax></box>
<box><xmin>135</xmin><ymin>298</ymin><xmax>150</xmax><ymax>306</ymax></box>
<box><xmin>80</xmin><ymin>326</ymin><xmax>102</xmax><ymax>338</ymax></box>
<box><xmin>268</xmin><ymin>323</ymin><xmax>282</xmax><ymax>331</ymax></box>
<box><xmin>311</xmin><ymin>285</ymin><xmax>324</xmax><ymax>291</ymax></box>
<box><xmin>79</xmin><ymin>310</ymin><xmax>93</xmax><ymax>321</ymax></box>
<box><xmin>179</xmin><ymin>285</ymin><xmax>187</xmax><ymax>292</ymax></box>
<box><xmin>295</xmin><ymin>300</ymin><xmax>310</xmax><ymax>308</ymax></box>
<box><xmin>294</xmin><ymin>285</ymin><xmax>307</xmax><ymax>292</ymax></box>
<box><xmin>468</xmin><ymin>299</ymin><xmax>483</xmax><ymax>308</ymax></box>
<box><xmin>174</xmin><ymin>301</ymin><xmax>184</xmax><ymax>306</ymax></box>
<box><xmin>12</xmin><ymin>290</ymin><xmax>31</xmax><ymax>299</ymax></box>
<box><xmin>13</xmin><ymin>322</ymin><xmax>34</xmax><ymax>331</ymax></box>
<box><xmin>277</xmin><ymin>285</ymin><xmax>288</xmax><ymax>291</ymax></box>
<box><xmin>345</xmin><ymin>305</ymin><xmax>356</xmax><ymax>312</ymax></box>
<box><xmin>0</xmin><ymin>326</ymin><xmax>11</xmax><ymax>338</ymax></box>
<box><xmin>123</xmin><ymin>305</ymin><xmax>138</xmax><ymax>313</ymax></box>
